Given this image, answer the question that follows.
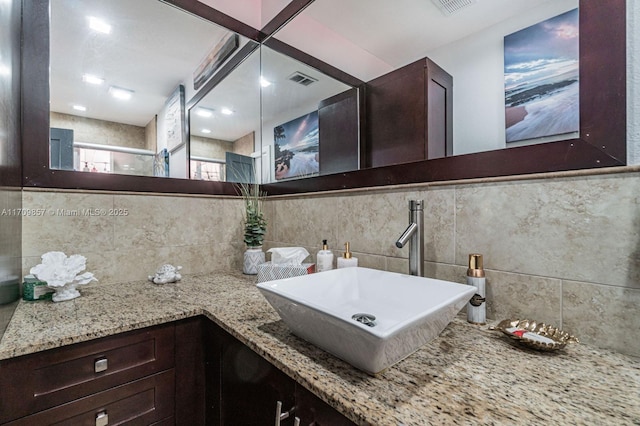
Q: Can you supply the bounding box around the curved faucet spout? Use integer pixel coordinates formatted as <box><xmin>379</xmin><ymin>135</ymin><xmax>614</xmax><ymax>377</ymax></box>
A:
<box><xmin>395</xmin><ymin>200</ymin><xmax>424</xmax><ymax>276</ymax></box>
<box><xmin>396</xmin><ymin>223</ymin><xmax>418</xmax><ymax>248</ymax></box>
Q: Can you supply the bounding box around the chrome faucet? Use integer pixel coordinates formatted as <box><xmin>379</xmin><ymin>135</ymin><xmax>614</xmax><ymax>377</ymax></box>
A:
<box><xmin>395</xmin><ymin>200</ymin><xmax>424</xmax><ymax>276</ymax></box>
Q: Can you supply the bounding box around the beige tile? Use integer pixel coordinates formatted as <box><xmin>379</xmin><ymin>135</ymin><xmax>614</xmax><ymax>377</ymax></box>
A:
<box><xmin>424</xmin><ymin>262</ymin><xmax>467</xmax><ymax>284</ymax></box>
<box><xmin>455</xmin><ymin>173</ymin><xmax>640</xmax><ymax>288</ymax></box>
<box><xmin>563</xmin><ymin>280</ymin><xmax>640</xmax><ymax>357</ymax></box>
<box><xmin>423</xmin><ymin>187</ymin><xmax>456</xmax><ymax>264</ymax></box>
<box><xmin>272</xmin><ymin>195</ymin><xmax>340</xmax><ymax>248</ymax></box>
<box><xmin>22</xmin><ymin>191</ymin><xmax>115</xmax><ymax>257</ymax></box>
<box><xmin>386</xmin><ymin>256</ymin><xmax>408</xmax><ymax>274</ymax></box>
<box><xmin>484</xmin><ymin>270</ymin><xmax>562</xmax><ymax>326</ymax></box>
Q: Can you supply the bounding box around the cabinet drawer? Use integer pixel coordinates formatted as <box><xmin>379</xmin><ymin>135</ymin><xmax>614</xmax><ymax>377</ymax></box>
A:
<box><xmin>0</xmin><ymin>323</ymin><xmax>175</xmax><ymax>423</ymax></box>
<box><xmin>5</xmin><ymin>369</ymin><xmax>175</xmax><ymax>426</ymax></box>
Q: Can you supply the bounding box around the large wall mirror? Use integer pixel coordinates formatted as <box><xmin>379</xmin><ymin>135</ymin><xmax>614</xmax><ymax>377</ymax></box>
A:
<box><xmin>48</xmin><ymin>0</ymin><xmax>255</xmax><ymax>180</ymax></box>
<box><xmin>21</xmin><ymin>0</ymin><xmax>626</xmax><ymax>195</ymax></box>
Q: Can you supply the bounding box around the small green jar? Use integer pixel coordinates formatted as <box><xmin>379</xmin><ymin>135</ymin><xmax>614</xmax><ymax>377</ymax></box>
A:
<box><xmin>22</xmin><ymin>275</ymin><xmax>54</xmax><ymax>301</ymax></box>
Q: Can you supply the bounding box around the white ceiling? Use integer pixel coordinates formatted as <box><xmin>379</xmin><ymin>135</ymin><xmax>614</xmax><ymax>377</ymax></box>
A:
<box><xmin>50</xmin><ymin>0</ymin><xmax>557</xmax><ymax>141</ymax></box>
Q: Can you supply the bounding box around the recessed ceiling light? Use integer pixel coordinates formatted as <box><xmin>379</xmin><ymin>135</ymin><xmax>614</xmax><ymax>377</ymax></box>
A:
<box><xmin>73</xmin><ymin>105</ymin><xmax>87</xmax><ymax>111</ymax></box>
<box><xmin>260</xmin><ymin>77</ymin><xmax>272</xmax><ymax>88</ymax></box>
<box><xmin>196</xmin><ymin>107</ymin><xmax>214</xmax><ymax>118</ymax></box>
<box><xmin>88</xmin><ymin>16</ymin><xmax>111</xmax><ymax>34</ymax></box>
<box><xmin>201</xmin><ymin>129</ymin><xmax>212</xmax><ymax>134</ymax></box>
<box><xmin>221</xmin><ymin>107</ymin><xmax>233</xmax><ymax>115</ymax></box>
<box><xmin>82</xmin><ymin>73</ymin><xmax>104</xmax><ymax>85</ymax></box>
<box><xmin>108</xmin><ymin>86</ymin><xmax>134</xmax><ymax>100</ymax></box>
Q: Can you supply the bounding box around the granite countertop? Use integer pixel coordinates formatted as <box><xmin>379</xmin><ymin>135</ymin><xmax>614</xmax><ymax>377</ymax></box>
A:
<box><xmin>1</xmin><ymin>272</ymin><xmax>639</xmax><ymax>425</ymax></box>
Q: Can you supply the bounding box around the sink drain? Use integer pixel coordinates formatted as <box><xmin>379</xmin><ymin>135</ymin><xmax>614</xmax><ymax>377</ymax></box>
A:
<box><xmin>352</xmin><ymin>313</ymin><xmax>376</xmax><ymax>327</ymax></box>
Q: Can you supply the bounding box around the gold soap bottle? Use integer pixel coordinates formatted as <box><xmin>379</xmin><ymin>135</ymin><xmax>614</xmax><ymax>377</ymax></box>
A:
<box><xmin>337</xmin><ymin>242</ymin><xmax>358</xmax><ymax>268</ymax></box>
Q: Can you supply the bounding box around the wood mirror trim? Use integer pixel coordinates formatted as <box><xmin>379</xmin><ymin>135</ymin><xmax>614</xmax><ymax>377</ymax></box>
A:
<box><xmin>21</xmin><ymin>0</ymin><xmax>626</xmax><ymax>196</ymax></box>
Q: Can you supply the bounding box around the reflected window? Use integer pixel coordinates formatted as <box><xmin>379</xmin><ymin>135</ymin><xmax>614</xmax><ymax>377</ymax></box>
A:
<box><xmin>191</xmin><ymin>159</ymin><xmax>226</xmax><ymax>182</ymax></box>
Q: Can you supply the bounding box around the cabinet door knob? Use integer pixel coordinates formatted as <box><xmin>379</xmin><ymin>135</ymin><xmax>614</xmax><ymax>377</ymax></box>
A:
<box><xmin>95</xmin><ymin>410</ymin><xmax>108</xmax><ymax>426</ymax></box>
<box><xmin>94</xmin><ymin>357</ymin><xmax>108</xmax><ymax>373</ymax></box>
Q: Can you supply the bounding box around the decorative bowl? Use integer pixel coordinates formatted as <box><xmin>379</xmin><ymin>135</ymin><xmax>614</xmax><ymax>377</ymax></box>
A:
<box><xmin>493</xmin><ymin>318</ymin><xmax>579</xmax><ymax>351</ymax></box>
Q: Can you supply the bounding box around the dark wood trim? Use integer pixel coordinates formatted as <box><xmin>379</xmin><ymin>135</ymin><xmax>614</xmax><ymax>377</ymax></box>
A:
<box><xmin>0</xmin><ymin>0</ymin><xmax>21</xmax><ymax>187</ymax></box>
<box><xmin>260</xmin><ymin>0</ymin><xmax>314</xmax><ymax>39</ymax></box>
<box><xmin>579</xmin><ymin>0</ymin><xmax>626</xmax><ymax>162</ymax></box>
<box><xmin>161</xmin><ymin>0</ymin><xmax>261</xmax><ymax>41</ymax></box>
<box><xmin>262</xmin><ymin>38</ymin><xmax>365</xmax><ymax>88</ymax></box>
<box><xmin>262</xmin><ymin>139</ymin><xmax>623</xmax><ymax>195</ymax></box>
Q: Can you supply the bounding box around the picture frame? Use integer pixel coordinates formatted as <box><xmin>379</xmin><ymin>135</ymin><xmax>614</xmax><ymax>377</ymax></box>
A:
<box><xmin>504</xmin><ymin>8</ymin><xmax>579</xmax><ymax>143</ymax></box>
<box><xmin>273</xmin><ymin>111</ymin><xmax>319</xmax><ymax>180</ymax></box>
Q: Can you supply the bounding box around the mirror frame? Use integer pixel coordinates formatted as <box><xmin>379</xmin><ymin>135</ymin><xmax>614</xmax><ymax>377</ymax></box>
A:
<box><xmin>21</xmin><ymin>0</ymin><xmax>625</xmax><ymax>196</ymax></box>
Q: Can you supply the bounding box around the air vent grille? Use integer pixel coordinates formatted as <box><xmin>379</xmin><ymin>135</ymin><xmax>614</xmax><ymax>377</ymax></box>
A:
<box><xmin>430</xmin><ymin>0</ymin><xmax>477</xmax><ymax>16</ymax></box>
<box><xmin>287</xmin><ymin>71</ymin><xmax>318</xmax><ymax>86</ymax></box>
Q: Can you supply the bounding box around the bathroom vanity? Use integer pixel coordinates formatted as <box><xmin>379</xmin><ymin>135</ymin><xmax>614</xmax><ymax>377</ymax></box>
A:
<box><xmin>0</xmin><ymin>273</ymin><xmax>638</xmax><ymax>425</ymax></box>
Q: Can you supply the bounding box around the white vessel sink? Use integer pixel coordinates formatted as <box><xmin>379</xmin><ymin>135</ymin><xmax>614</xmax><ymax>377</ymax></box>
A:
<box><xmin>257</xmin><ymin>267</ymin><xmax>475</xmax><ymax>374</ymax></box>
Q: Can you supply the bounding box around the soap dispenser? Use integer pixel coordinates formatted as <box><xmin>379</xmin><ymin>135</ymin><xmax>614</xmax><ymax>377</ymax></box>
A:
<box><xmin>466</xmin><ymin>253</ymin><xmax>486</xmax><ymax>325</ymax></box>
<box><xmin>337</xmin><ymin>242</ymin><xmax>358</xmax><ymax>268</ymax></box>
<box><xmin>316</xmin><ymin>240</ymin><xmax>334</xmax><ymax>272</ymax></box>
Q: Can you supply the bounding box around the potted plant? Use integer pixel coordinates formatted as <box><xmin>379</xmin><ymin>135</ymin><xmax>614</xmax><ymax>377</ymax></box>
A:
<box><xmin>237</xmin><ymin>179</ymin><xmax>267</xmax><ymax>275</ymax></box>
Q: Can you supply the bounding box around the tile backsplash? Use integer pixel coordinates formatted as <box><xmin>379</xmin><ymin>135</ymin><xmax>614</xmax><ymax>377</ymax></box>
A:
<box><xmin>21</xmin><ymin>169</ymin><xmax>640</xmax><ymax>357</ymax></box>
<box><xmin>21</xmin><ymin>190</ymin><xmax>245</xmax><ymax>285</ymax></box>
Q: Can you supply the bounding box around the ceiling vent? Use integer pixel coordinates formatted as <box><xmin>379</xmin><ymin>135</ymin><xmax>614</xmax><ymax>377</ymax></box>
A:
<box><xmin>430</xmin><ymin>0</ymin><xmax>477</xmax><ymax>16</ymax></box>
<box><xmin>288</xmin><ymin>71</ymin><xmax>318</xmax><ymax>86</ymax></box>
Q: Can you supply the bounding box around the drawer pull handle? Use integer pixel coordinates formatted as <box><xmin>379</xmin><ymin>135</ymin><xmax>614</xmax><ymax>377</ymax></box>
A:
<box><xmin>275</xmin><ymin>401</ymin><xmax>295</xmax><ymax>426</ymax></box>
<box><xmin>94</xmin><ymin>357</ymin><xmax>108</xmax><ymax>373</ymax></box>
<box><xmin>96</xmin><ymin>410</ymin><xmax>108</xmax><ymax>426</ymax></box>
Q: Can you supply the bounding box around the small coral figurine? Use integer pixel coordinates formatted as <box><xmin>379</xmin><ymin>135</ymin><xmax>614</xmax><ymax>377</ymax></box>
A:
<box><xmin>148</xmin><ymin>264</ymin><xmax>182</xmax><ymax>285</ymax></box>
<box><xmin>30</xmin><ymin>251</ymin><xmax>97</xmax><ymax>302</ymax></box>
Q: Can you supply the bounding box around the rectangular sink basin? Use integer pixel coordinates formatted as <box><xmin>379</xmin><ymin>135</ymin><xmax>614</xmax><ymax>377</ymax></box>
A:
<box><xmin>257</xmin><ymin>267</ymin><xmax>475</xmax><ymax>374</ymax></box>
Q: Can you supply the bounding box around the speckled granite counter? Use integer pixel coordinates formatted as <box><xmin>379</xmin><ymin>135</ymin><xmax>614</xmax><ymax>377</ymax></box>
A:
<box><xmin>1</xmin><ymin>273</ymin><xmax>639</xmax><ymax>425</ymax></box>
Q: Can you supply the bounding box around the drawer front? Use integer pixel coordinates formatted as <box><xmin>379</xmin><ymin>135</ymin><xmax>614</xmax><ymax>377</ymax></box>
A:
<box><xmin>5</xmin><ymin>369</ymin><xmax>175</xmax><ymax>426</ymax></box>
<box><xmin>0</xmin><ymin>323</ymin><xmax>175</xmax><ymax>423</ymax></box>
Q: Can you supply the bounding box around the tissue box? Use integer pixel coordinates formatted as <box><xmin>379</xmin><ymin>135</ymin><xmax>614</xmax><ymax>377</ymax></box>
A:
<box><xmin>257</xmin><ymin>262</ymin><xmax>316</xmax><ymax>283</ymax></box>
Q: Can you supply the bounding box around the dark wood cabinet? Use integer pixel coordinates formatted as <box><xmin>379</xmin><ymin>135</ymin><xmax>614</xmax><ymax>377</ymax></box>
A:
<box><xmin>203</xmin><ymin>319</ymin><xmax>355</xmax><ymax>426</ymax></box>
<box><xmin>318</xmin><ymin>88</ymin><xmax>361</xmax><ymax>175</ymax></box>
<box><xmin>0</xmin><ymin>323</ymin><xmax>175</xmax><ymax>425</ymax></box>
<box><xmin>365</xmin><ymin>57</ymin><xmax>453</xmax><ymax>168</ymax></box>
<box><xmin>0</xmin><ymin>317</ymin><xmax>355</xmax><ymax>426</ymax></box>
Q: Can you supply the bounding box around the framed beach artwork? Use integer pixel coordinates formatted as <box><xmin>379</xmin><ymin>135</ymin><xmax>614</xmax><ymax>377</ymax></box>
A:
<box><xmin>273</xmin><ymin>112</ymin><xmax>319</xmax><ymax>180</ymax></box>
<box><xmin>504</xmin><ymin>8</ymin><xmax>579</xmax><ymax>143</ymax></box>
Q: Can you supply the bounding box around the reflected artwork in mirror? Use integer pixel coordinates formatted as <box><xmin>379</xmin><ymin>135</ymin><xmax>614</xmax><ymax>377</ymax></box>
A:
<box><xmin>21</xmin><ymin>0</ymin><xmax>625</xmax><ymax>195</ymax></box>
<box><xmin>259</xmin><ymin>44</ymin><xmax>359</xmax><ymax>184</ymax></box>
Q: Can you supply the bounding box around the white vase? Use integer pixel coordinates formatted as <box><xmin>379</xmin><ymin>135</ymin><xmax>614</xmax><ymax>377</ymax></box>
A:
<box><xmin>243</xmin><ymin>246</ymin><xmax>265</xmax><ymax>275</ymax></box>
<box><xmin>51</xmin><ymin>283</ymin><xmax>81</xmax><ymax>302</ymax></box>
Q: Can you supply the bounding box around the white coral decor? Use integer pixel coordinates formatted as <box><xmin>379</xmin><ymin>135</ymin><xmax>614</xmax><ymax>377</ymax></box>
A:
<box><xmin>30</xmin><ymin>251</ymin><xmax>97</xmax><ymax>302</ymax></box>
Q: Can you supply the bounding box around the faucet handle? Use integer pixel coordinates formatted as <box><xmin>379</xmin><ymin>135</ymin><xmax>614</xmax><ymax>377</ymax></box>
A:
<box><xmin>409</xmin><ymin>200</ymin><xmax>424</xmax><ymax>211</ymax></box>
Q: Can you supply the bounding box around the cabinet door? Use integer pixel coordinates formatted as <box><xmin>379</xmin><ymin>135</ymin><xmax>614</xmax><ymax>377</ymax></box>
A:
<box><xmin>318</xmin><ymin>88</ymin><xmax>360</xmax><ymax>175</ymax></box>
<box><xmin>214</xmin><ymin>326</ymin><xmax>295</xmax><ymax>426</ymax></box>
<box><xmin>295</xmin><ymin>384</ymin><xmax>356</xmax><ymax>426</ymax></box>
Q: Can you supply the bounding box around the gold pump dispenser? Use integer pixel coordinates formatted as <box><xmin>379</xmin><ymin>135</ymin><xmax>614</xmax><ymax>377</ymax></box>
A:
<box><xmin>337</xmin><ymin>242</ymin><xmax>358</xmax><ymax>268</ymax></box>
<box><xmin>467</xmin><ymin>254</ymin><xmax>485</xmax><ymax>278</ymax></box>
<box><xmin>343</xmin><ymin>242</ymin><xmax>352</xmax><ymax>259</ymax></box>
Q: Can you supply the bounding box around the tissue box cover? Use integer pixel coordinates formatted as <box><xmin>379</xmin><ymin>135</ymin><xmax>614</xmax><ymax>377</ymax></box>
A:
<box><xmin>257</xmin><ymin>262</ymin><xmax>316</xmax><ymax>283</ymax></box>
